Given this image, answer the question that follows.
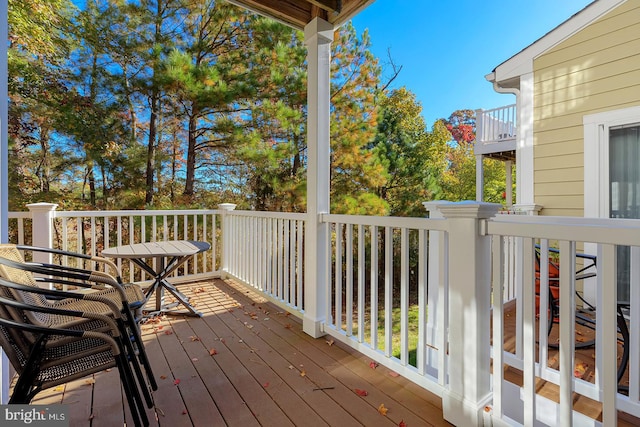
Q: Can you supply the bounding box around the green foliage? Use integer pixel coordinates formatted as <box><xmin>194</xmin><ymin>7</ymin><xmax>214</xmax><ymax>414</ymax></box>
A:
<box><xmin>7</xmin><ymin>1</ymin><xmax>512</xmax><ymax>215</ymax></box>
<box><xmin>373</xmin><ymin>88</ymin><xmax>448</xmax><ymax>216</ymax></box>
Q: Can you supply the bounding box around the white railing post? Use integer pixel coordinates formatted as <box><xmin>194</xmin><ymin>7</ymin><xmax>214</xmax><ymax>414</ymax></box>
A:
<box><xmin>218</xmin><ymin>203</ymin><xmax>236</xmax><ymax>279</ymax></box>
<box><xmin>438</xmin><ymin>201</ymin><xmax>501</xmax><ymax>427</ymax></box>
<box><xmin>303</xmin><ymin>17</ymin><xmax>333</xmax><ymax>338</ymax></box>
<box><xmin>423</xmin><ymin>201</ymin><xmax>450</xmax><ymax>375</ymax></box>
<box><xmin>26</xmin><ymin>202</ymin><xmax>58</xmax><ymax>264</ymax></box>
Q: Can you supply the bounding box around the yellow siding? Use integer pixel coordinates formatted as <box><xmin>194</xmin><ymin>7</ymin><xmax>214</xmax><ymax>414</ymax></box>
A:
<box><xmin>533</xmin><ymin>0</ymin><xmax>640</xmax><ymax>216</ymax></box>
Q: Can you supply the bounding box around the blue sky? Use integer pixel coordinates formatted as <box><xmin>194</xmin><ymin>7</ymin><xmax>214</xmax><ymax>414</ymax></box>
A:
<box><xmin>351</xmin><ymin>0</ymin><xmax>594</xmax><ymax>126</ymax></box>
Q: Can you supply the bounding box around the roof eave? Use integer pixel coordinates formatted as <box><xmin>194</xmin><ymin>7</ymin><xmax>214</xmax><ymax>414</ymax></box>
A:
<box><xmin>492</xmin><ymin>0</ymin><xmax>627</xmax><ymax>86</ymax></box>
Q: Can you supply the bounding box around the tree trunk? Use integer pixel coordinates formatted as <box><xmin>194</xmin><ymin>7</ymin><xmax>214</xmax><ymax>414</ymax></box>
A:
<box><xmin>145</xmin><ymin>93</ymin><xmax>157</xmax><ymax>204</ymax></box>
<box><xmin>183</xmin><ymin>108</ymin><xmax>198</xmax><ymax>197</ymax></box>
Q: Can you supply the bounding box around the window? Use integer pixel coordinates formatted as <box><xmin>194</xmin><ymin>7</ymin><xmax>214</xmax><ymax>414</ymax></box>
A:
<box><xmin>584</xmin><ymin>106</ymin><xmax>640</xmax><ymax>302</ymax></box>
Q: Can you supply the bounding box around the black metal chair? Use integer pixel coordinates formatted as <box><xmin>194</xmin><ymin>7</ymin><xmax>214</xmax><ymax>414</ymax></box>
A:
<box><xmin>0</xmin><ymin>244</ymin><xmax>157</xmax><ymax>396</ymax></box>
<box><xmin>0</xmin><ymin>284</ymin><xmax>149</xmax><ymax>426</ymax></box>
<box><xmin>535</xmin><ymin>245</ymin><xmax>630</xmax><ymax>387</ymax></box>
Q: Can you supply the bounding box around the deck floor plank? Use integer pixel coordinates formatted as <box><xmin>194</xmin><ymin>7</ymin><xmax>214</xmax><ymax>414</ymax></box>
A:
<box><xmin>225</xmin><ymin>281</ymin><xmax>448</xmax><ymax>426</ymax></box>
<box><xmin>211</xmin><ymin>281</ymin><xmax>427</xmax><ymax>427</ymax></box>
<box><xmin>140</xmin><ymin>328</ymin><xmax>190</xmax><ymax>427</ymax></box>
<box><xmin>186</xmin><ymin>309</ymin><xmax>312</xmax><ymax>427</ymax></box>
<box><xmin>90</xmin><ymin>369</ymin><xmax>125</xmax><ymax>427</ymax></box>
<box><xmin>201</xmin><ymin>300</ymin><xmax>366</xmax><ymax>427</ymax></box>
<box><xmin>153</xmin><ymin>315</ymin><xmax>227</xmax><ymax>427</ymax></box>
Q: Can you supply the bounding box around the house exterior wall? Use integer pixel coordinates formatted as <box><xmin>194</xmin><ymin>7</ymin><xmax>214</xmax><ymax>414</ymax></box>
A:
<box><xmin>532</xmin><ymin>0</ymin><xmax>640</xmax><ymax>216</ymax></box>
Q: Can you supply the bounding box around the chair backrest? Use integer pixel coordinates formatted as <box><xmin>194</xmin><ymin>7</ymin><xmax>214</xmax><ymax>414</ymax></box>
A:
<box><xmin>0</xmin><ymin>244</ymin><xmax>54</xmax><ymax>325</ymax></box>
<box><xmin>0</xmin><ymin>300</ymin><xmax>32</xmax><ymax>375</ymax></box>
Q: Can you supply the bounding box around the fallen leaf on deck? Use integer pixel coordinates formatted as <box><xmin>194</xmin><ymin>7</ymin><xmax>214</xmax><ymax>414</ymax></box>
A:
<box><xmin>192</xmin><ymin>358</ymin><xmax>198</xmax><ymax>362</ymax></box>
<box><xmin>157</xmin><ymin>325</ymin><xmax>163</xmax><ymax>330</ymax></box>
<box><xmin>164</xmin><ymin>330</ymin><xmax>173</xmax><ymax>335</ymax></box>
<box><xmin>574</xmin><ymin>362</ymin><xmax>588</xmax><ymax>378</ymax></box>
<box><xmin>369</xmin><ymin>361</ymin><xmax>379</xmax><ymax>369</ymax></box>
<box><xmin>190</xmin><ymin>336</ymin><xmax>201</xmax><ymax>342</ymax></box>
<box><xmin>194</xmin><ymin>287</ymin><xmax>206</xmax><ymax>293</ymax></box>
<box><xmin>378</xmin><ymin>403</ymin><xmax>388</xmax><ymax>416</ymax></box>
<box><xmin>389</xmin><ymin>371</ymin><xmax>400</xmax><ymax>378</ymax></box>
<box><xmin>182</xmin><ymin>410</ymin><xmax>187</xmax><ymax>415</ymax></box>
<box><xmin>209</xmin><ymin>348</ymin><xmax>218</xmax><ymax>356</ymax></box>
<box><xmin>220</xmin><ymin>338</ymin><xmax>226</xmax><ymax>343</ymax></box>
<box><xmin>263</xmin><ymin>317</ymin><xmax>270</xmax><ymax>321</ymax></box>
<box><xmin>174</xmin><ymin>379</ymin><xmax>181</xmax><ymax>385</ymax></box>
<box><xmin>284</xmin><ymin>323</ymin><xmax>292</xmax><ymax>329</ymax></box>
<box><xmin>300</xmin><ymin>370</ymin><xmax>306</xmax><ymax>377</ymax></box>
<box><xmin>354</xmin><ymin>388</ymin><xmax>368</xmax><ymax>396</ymax></box>
<box><xmin>263</xmin><ymin>382</ymin><xmax>269</xmax><ymax>388</ymax></box>
<box><xmin>84</xmin><ymin>378</ymin><xmax>95</xmax><ymax>385</ymax></box>
<box><xmin>399</xmin><ymin>421</ymin><xmax>406</xmax><ymax>427</ymax></box>
<box><xmin>88</xmin><ymin>414</ymin><xmax>95</xmax><ymax>421</ymax></box>
<box><xmin>288</xmin><ymin>365</ymin><xmax>294</xmax><ymax>370</ymax></box>
<box><xmin>160</xmin><ymin>375</ymin><xmax>167</xmax><ymax>380</ymax></box>
<box><xmin>326</xmin><ymin>339</ymin><xmax>334</xmax><ymax>346</ymax></box>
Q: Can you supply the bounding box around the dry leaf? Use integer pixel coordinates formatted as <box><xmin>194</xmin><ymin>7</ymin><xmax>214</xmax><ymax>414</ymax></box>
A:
<box><xmin>378</xmin><ymin>403</ymin><xmax>388</xmax><ymax>416</ymax></box>
<box><xmin>399</xmin><ymin>421</ymin><xmax>406</xmax><ymax>427</ymax></box>
<box><xmin>190</xmin><ymin>336</ymin><xmax>201</xmax><ymax>342</ymax></box>
<box><xmin>389</xmin><ymin>371</ymin><xmax>400</xmax><ymax>378</ymax></box>
<box><xmin>354</xmin><ymin>388</ymin><xmax>368</xmax><ymax>396</ymax></box>
<box><xmin>182</xmin><ymin>410</ymin><xmax>187</xmax><ymax>415</ymax></box>
<box><xmin>326</xmin><ymin>339</ymin><xmax>334</xmax><ymax>346</ymax></box>
<box><xmin>84</xmin><ymin>378</ymin><xmax>96</xmax><ymax>385</ymax></box>
<box><xmin>160</xmin><ymin>375</ymin><xmax>167</xmax><ymax>380</ymax></box>
<box><xmin>164</xmin><ymin>330</ymin><xmax>173</xmax><ymax>335</ymax></box>
<box><xmin>284</xmin><ymin>323</ymin><xmax>292</xmax><ymax>329</ymax></box>
<box><xmin>174</xmin><ymin>379</ymin><xmax>181</xmax><ymax>385</ymax></box>
<box><xmin>300</xmin><ymin>370</ymin><xmax>306</xmax><ymax>377</ymax></box>
<box><xmin>220</xmin><ymin>338</ymin><xmax>226</xmax><ymax>344</ymax></box>
<box><xmin>209</xmin><ymin>348</ymin><xmax>218</xmax><ymax>356</ymax></box>
<box><xmin>574</xmin><ymin>362</ymin><xmax>588</xmax><ymax>378</ymax></box>
<box><xmin>369</xmin><ymin>361</ymin><xmax>379</xmax><ymax>369</ymax></box>
<box><xmin>192</xmin><ymin>358</ymin><xmax>198</xmax><ymax>362</ymax></box>
<box><xmin>88</xmin><ymin>414</ymin><xmax>95</xmax><ymax>421</ymax></box>
<box><xmin>263</xmin><ymin>382</ymin><xmax>269</xmax><ymax>388</ymax></box>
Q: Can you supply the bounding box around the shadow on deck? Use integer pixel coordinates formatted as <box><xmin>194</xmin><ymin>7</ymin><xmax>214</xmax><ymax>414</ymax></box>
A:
<box><xmin>28</xmin><ymin>279</ymin><xmax>449</xmax><ymax>427</ymax></box>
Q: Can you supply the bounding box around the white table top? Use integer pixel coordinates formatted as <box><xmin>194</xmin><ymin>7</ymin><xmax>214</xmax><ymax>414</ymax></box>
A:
<box><xmin>102</xmin><ymin>240</ymin><xmax>210</xmax><ymax>259</ymax></box>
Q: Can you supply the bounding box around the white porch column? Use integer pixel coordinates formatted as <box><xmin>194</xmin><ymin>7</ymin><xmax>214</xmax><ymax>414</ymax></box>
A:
<box><xmin>217</xmin><ymin>203</ymin><xmax>237</xmax><ymax>278</ymax></box>
<box><xmin>475</xmin><ymin>155</ymin><xmax>484</xmax><ymax>201</ymax></box>
<box><xmin>303</xmin><ymin>17</ymin><xmax>333</xmax><ymax>338</ymax></box>
<box><xmin>517</xmin><ymin>72</ymin><xmax>535</xmax><ymax>205</ymax></box>
<box><xmin>26</xmin><ymin>202</ymin><xmax>58</xmax><ymax>264</ymax></box>
<box><xmin>439</xmin><ymin>201</ymin><xmax>501</xmax><ymax>427</ymax></box>
<box><xmin>505</xmin><ymin>160</ymin><xmax>513</xmax><ymax>207</ymax></box>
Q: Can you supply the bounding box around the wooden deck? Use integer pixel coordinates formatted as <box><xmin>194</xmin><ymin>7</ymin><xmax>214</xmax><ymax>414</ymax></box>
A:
<box><xmin>28</xmin><ymin>279</ymin><xmax>450</xmax><ymax>427</ymax></box>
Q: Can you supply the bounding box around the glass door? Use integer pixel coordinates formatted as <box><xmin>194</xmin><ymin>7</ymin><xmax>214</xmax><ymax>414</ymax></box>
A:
<box><xmin>609</xmin><ymin>124</ymin><xmax>640</xmax><ymax>302</ymax></box>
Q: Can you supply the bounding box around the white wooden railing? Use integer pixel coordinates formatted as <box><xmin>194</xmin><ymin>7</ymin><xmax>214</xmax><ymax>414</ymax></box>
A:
<box><xmin>487</xmin><ymin>214</ymin><xmax>640</xmax><ymax>426</ymax></box>
<box><xmin>5</xmin><ymin>202</ymin><xmax>640</xmax><ymax>426</ymax></box>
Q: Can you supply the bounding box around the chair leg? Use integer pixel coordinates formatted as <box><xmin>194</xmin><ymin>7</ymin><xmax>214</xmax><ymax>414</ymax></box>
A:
<box><xmin>125</xmin><ymin>310</ymin><xmax>158</xmax><ymax>391</ymax></box>
<box><xmin>617</xmin><ymin>306</ymin><xmax>630</xmax><ymax>385</ymax></box>
<box><xmin>115</xmin><ymin>350</ymin><xmax>149</xmax><ymax>427</ymax></box>
<box><xmin>115</xmin><ymin>319</ymin><xmax>154</xmax><ymax>408</ymax></box>
<box><xmin>10</xmin><ymin>335</ymin><xmax>48</xmax><ymax>404</ymax></box>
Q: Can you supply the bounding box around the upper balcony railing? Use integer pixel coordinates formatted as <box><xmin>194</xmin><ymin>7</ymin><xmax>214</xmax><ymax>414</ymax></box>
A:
<box><xmin>475</xmin><ymin>104</ymin><xmax>517</xmax><ymax>157</ymax></box>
